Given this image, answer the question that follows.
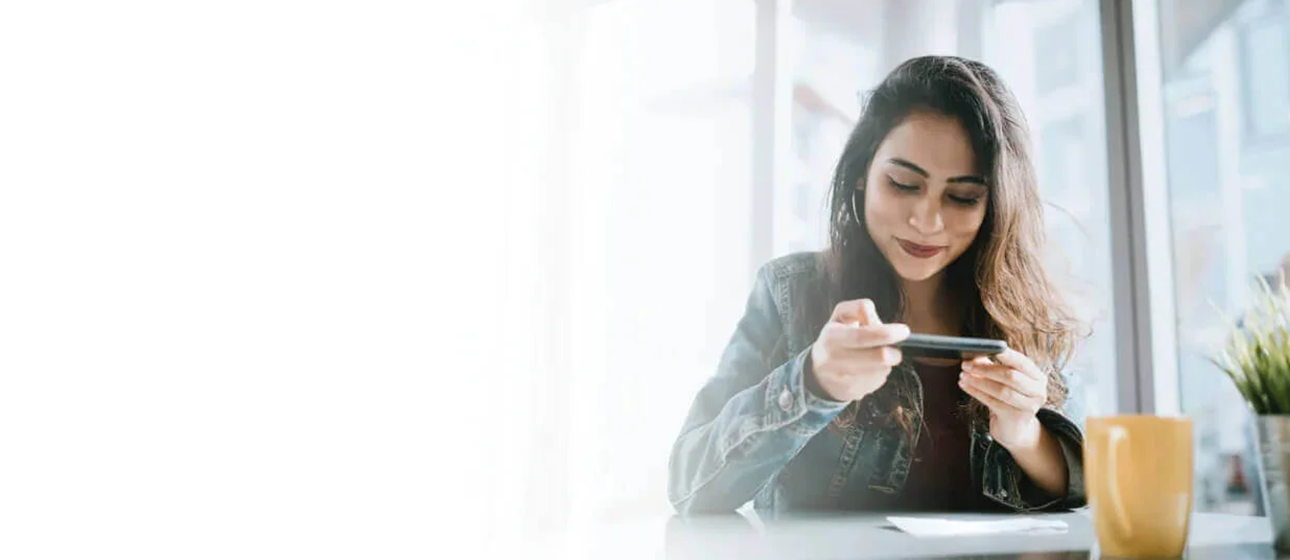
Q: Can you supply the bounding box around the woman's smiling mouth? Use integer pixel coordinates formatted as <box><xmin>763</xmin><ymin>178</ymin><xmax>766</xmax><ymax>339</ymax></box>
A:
<box><xmin>896</xmin><ymin>237</ymin><xmax>947</xmax><ymax>259</ymax></box>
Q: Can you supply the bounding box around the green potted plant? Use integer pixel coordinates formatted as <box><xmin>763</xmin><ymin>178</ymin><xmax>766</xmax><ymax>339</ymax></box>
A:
<box><xmin>1214</xmin><ymin>275</ymin><xmax>1290</xmax><ymax>551</ymax></box>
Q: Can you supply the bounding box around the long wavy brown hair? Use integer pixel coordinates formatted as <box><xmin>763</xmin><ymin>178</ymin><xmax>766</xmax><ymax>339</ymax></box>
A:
<box><xmin>809</xmin><ymin>55</ymin><xmax>1085</xmax><ymax>433</ymax></box>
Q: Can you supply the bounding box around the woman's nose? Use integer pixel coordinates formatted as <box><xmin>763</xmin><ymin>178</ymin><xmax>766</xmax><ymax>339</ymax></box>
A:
<box><xmin>908</xmin><ymin>197</ymin><xmax>945</xmax><ymax>235</ymax></box>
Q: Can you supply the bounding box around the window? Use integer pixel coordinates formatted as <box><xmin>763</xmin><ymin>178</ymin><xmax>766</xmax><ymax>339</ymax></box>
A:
<box><xmin>559</xmin><ymin>0</ymin><xmax>1242</xmax><ymax>524</ymax></box>
<box><xmin>1153</xmin><ymin>0</ymin><xmax>1290</xmax><ymax>514</ymax></box>
<box><xmin>1239</xmin><ymin>17</ymin><xmax>1290</xmax><ymax>143</ymax></box>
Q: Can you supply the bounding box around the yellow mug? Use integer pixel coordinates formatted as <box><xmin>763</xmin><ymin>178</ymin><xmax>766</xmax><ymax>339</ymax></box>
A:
<box><xmin>1085</xmin><ymin>416</ymin><xmax>1194</xmax><ymax>558</ymax></box>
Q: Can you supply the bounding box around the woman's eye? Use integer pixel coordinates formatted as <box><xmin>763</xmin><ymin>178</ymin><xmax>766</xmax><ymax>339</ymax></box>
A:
<box><xmin>886</xmin><ymin>177</ymin><xmax>918</xmax><ymax>192</ymax></box>
<box><xmin>948</xmin><ymin>194</ymin><xmax>983</xmax><ymax>207</ymax></box>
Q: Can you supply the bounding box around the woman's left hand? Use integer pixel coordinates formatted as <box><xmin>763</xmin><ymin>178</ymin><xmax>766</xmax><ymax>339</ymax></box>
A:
<box><xmin>959</xmin><ymin>349</ymin><xmax>1049</xmax><ymax>450</ymax></box>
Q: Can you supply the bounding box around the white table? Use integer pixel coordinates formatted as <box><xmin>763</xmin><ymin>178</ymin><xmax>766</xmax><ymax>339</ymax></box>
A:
<box><xmin>563</xmin><ymin>511</ymin><xmax>1280</xmax><ymax>559</ymax></box>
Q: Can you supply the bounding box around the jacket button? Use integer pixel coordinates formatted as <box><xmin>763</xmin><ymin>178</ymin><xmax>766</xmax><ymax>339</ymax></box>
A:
<box><xmin>778</xmin><ymin>388</ymin><xmax>794</xmax><ymax>412</ymax></box>
<box><xmin>1000</xmin><ymin>489</ymin><xmax>1009</xmax><ymax>499</ymax></box>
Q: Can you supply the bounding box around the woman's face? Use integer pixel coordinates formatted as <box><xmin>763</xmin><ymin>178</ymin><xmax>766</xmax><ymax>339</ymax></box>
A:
<box><xmin>862</xmin><ymin>111</ymin><xmax>990</xmax><ymax>283</ymax></box>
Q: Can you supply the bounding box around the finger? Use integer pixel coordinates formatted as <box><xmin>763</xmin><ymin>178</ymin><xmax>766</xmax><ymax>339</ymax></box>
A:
<box><xmin>826</xmin><ymin>323</ymin><xmax>910</xmax><ymax>349</ymax></box>
<box><xmin>858</xmin><ymin>298</ymin><xmax>881</xmax><ymax>326</ymax></box>
<box><xmin>964</xmin><ymin>356</ymin><xmax>1007</xmax><ymax>376</ymax></box>
<box><xmin>964</xmin><ymin>370</ymin><xmax>1044</xmax><ymax>406</ymax></box>
<box><xmin>830</xmin><ymin>298</ymin><xmax>882</xmax><ymax>326</ymax></box>
<box><xmin>816</xmin><ymin>330</ymin><xmax>904</xmax><ymax>366</ymax></box>
<box><xmin>962</xmin><ymin>363</ymin><xmax>1044</xmax><ymax>398</ymax></box>
<box><xmin>958</xmin><ymin>376</ymin><xmax>1015</xmax><ymax>412</ymax></box>
<box><xmin>827</xmin><ymin>344</ymin><xmax>904</xmax><ymax>369</ymax></box>
<box><xmin>960</xmin><ymin>372</ymin><xmax>1039</xmax><ymax>411</ymax></box>
<box><xmin>991</xmin><ymin>348</ymin><xmax>1044</xmax><ymax>380</ymax></box>
<box><xmin>845</xmin><ymin>345</ymin><xmax>904</xmax><ymax>367</ymax></box>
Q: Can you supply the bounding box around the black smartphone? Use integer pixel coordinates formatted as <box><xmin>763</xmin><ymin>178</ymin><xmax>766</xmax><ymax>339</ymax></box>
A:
<box><xmin>895</xmin><ymin>333</ymin><xmax>1008</xmax><ymax>360</ymax></box>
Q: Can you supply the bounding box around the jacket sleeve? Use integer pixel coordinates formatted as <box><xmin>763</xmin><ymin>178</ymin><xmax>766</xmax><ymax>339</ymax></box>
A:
<box><xmin>981</xmin><ymin>369</ymin><xmax>1087</xmax><ymax>512</ymax></box>
<box><xmin>667</xmin><ymin>264</ymin><xmax>848</xmax><ymax>515</ymax></box>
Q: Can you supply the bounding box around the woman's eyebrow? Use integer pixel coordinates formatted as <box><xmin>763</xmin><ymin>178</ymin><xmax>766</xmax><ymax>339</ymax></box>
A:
<box><xmin>888</xmin><ymin>157</ymin><xmax>986</xmax><ymax>185</ymax></box>
<box><xmin>887</xmin><ymin>158</ymin><xmax>928</xmax><ymax>177</ymax></box>
<box><xmin>948</xmin><ymin>175</ymin><xmax>987</xmax><ymax>185</ymax></box>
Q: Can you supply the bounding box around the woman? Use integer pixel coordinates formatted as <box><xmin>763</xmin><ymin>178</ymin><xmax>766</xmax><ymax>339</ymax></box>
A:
<box><xmin>668</xmin><ymin>56</ymin><xmax>1087</xmax><ymax>515</ymax></box>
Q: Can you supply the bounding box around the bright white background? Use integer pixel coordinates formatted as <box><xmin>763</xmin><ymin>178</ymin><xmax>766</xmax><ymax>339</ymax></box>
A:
<box><xmin>0</xmin><ymin>1</ymin><xmax>552</xmax><ymax>557</ymax></box>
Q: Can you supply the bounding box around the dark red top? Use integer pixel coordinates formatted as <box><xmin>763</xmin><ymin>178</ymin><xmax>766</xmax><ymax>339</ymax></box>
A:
<box><xmin>892</xmin><ymin>361</ymin><xmax>975</xmax><ymax>511</ymax></box>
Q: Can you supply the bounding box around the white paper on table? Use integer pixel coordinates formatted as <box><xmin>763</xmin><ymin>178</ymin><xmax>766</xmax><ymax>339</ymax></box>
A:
<box><xmin>886</xmin><ymin>516</ymin><xmax>1068</xmax><ymax>538</ymax></box>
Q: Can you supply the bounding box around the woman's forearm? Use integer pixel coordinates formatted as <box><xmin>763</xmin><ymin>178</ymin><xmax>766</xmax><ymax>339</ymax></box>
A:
<box><xmin>1000</xmin><ymin>417</ymin><xmax>1069</xmax><ymax>498</ymax></box>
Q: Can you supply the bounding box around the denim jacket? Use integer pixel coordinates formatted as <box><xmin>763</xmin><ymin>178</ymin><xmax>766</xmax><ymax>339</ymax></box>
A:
<box><xmin>667</xmin><ymin>252</ymin><xmax>1087</xmax><ymax>515</ymax></box>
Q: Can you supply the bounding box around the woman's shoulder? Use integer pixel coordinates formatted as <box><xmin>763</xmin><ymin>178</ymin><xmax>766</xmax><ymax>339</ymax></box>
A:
<box><xmin>757</xmin><ymin>251</ymin><xmax>826</xmax><ymax>286</ymax></box>
<box><xmin>754</xmin><ymin>252</ymin><xmax>830</xmax><ymax>333</ymax></box>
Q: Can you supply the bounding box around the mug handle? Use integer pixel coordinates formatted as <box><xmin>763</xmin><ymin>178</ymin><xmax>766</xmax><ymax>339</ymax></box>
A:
<box><xmin>1107</xmin><ymin>425</ymin><xmax>1134</xmax><ymax>538</ymax></box>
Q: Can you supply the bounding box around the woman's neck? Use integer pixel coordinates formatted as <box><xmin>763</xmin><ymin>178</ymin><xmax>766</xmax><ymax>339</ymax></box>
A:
<box><xmin>900</xmin><ymin>272</ymin><xmax>959</xmax><ymax>336</ymax></box>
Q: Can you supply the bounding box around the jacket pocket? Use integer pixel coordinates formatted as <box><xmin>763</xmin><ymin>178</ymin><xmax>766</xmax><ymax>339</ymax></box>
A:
<box><xmin>865</xmin><ymin>428</ymin><xmax>913</xmax><ymax>494</ymax></box>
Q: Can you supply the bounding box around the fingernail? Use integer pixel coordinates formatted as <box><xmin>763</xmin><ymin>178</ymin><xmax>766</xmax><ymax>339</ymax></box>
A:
<box><xmin>962</xmin><ymin>362</ymin><xmax>973</xmax><ymax>372</ymax></box>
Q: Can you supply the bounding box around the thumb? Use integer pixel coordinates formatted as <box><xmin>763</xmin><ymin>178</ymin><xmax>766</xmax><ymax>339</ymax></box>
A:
<box><xmin>830</xmin><ymin>298</ymin><xmax>883</xmax><ymax>326</ymax></box>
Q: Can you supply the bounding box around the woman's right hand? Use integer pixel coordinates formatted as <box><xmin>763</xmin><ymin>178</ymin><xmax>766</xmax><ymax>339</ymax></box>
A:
<box><xmin>807</xmin><ymin>298</ymin><xmax>910</xmax><ymax>402</ymax></box>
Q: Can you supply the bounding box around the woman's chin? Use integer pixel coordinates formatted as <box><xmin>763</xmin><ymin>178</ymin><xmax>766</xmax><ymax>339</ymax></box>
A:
<box><xmin>891</xmin><ymin>261</ymin><xmax>946</xmax><ymax>283</ymax></box>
